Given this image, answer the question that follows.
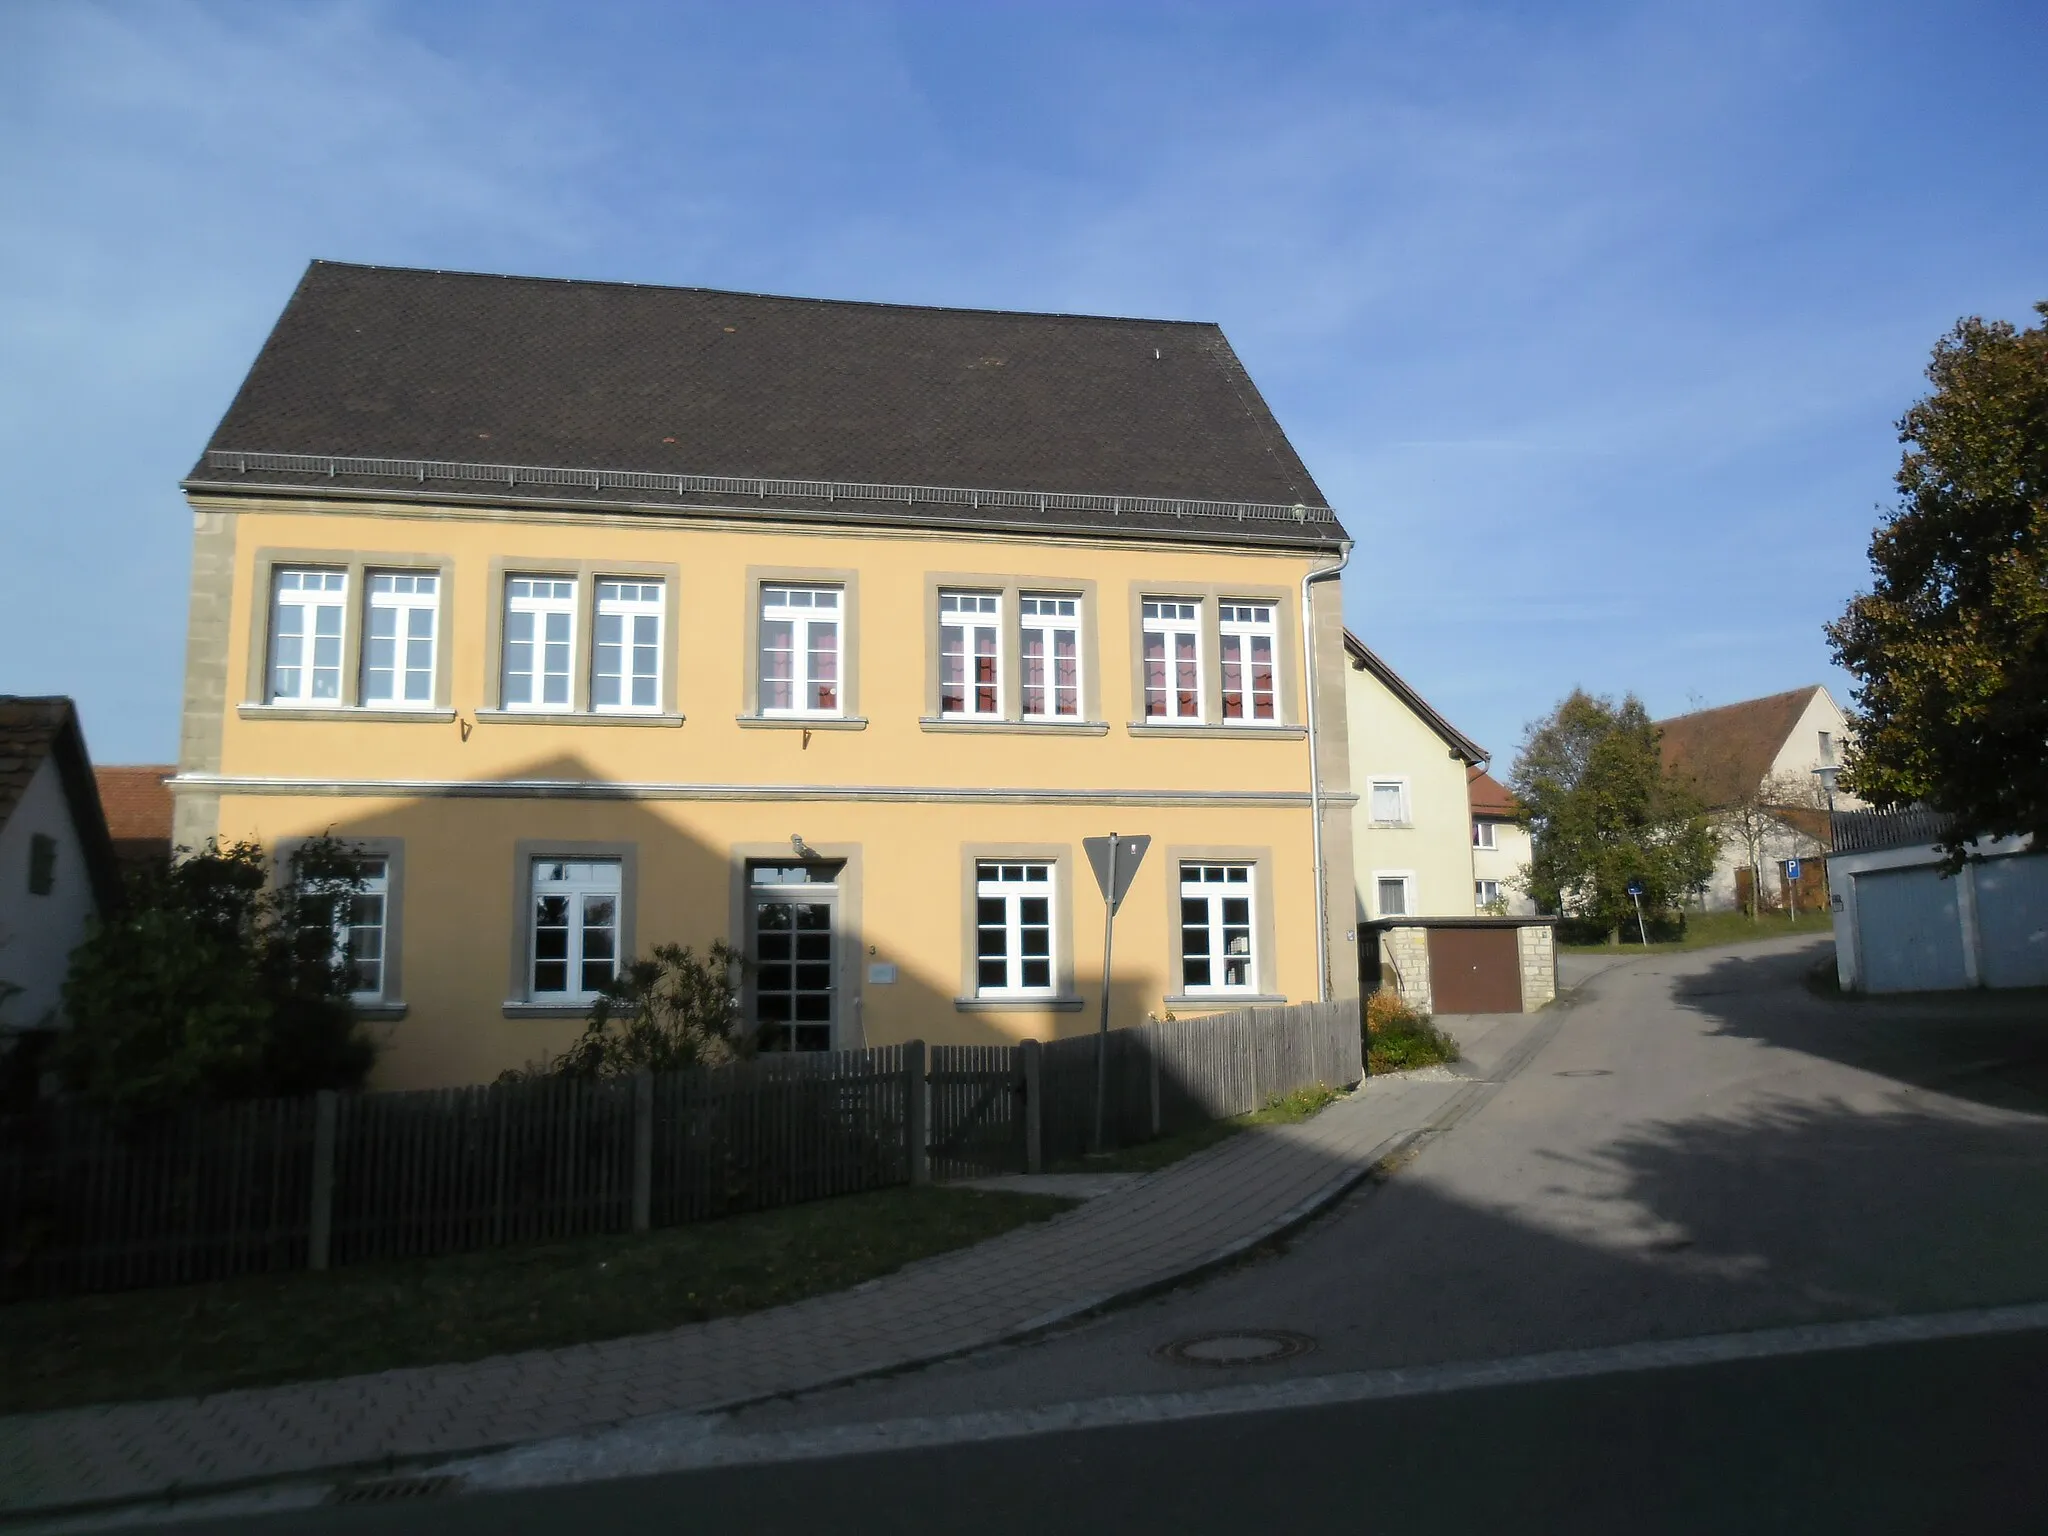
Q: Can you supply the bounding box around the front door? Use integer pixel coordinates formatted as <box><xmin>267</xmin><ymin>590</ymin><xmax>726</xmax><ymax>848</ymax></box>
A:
<box><xmin>749</xmin><ymin>862</ymin><xmax>839</xmax><ymax>1051</ymax></box>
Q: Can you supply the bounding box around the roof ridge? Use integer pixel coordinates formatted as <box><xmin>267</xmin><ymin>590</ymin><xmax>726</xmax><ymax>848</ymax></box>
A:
<box><xmin>1653</xmin><ymin>685</ymin><xmax>1821</xmax><ymax>727</ymax></box>
<box><xmin>305</xmin><ymin>260</ymin><xmax>1228</xmax><ymax>332</ymax></box>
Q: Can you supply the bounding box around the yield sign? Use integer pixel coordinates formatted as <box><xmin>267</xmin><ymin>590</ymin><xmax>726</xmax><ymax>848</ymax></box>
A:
<box><xmin>1083</xmin><ymin>834</ymin><xmax>1151</xmax><ymax>914</ymax></box>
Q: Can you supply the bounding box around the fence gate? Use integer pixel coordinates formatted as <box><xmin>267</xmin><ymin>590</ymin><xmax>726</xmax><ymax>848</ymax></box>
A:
<box><xmin>926</xmin><ymin>1046</ymin><xmax>1025</xmax><ymax>1181</ymax></box>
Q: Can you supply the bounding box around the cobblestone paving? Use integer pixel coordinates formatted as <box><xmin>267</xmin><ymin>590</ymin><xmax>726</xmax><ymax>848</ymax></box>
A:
<box><xmin>0</xmin><ymin>1073</ymin><xmax>1464</xmax><ymax>1517</ymax></box>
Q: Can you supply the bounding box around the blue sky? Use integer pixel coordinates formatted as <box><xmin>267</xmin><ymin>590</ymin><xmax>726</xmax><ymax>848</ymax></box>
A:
<box><xmin>2</xmin><ymin>1</ymin><xmax>2042</xmax><ymax>766</ymax></box>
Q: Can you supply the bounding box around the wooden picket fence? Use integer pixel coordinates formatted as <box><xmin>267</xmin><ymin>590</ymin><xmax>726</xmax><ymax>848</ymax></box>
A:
<box><xmin>0</xmin><ymin>1003</ymin><xmax>1359</xmax><ymax>1300</ymax></box>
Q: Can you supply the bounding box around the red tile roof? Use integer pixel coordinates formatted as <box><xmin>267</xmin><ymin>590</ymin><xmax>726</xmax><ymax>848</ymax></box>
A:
<box><xmin>94</xmin><ymin>765</ymin><xmax>175</xmax><ymax>866</ymax></box>
<box><xmin>1654</xmin><ymin>687</ymin><xmax>1824</xmax><ymax>810</ymax></box>
<box><xmin>1468</xmin><ymin>766</ymin><xmax>1520</xmax><ymax>819</ymax></box>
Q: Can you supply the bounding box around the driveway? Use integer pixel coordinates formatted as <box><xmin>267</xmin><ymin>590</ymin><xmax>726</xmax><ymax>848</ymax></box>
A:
<box><xmin>717</xmin><ymin>934</ymin><xmax>2048</xmax><ymax>1434</ymax></box>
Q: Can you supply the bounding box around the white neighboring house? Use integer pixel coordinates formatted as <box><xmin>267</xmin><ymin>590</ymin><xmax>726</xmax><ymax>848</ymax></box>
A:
<box><xmin>1469</xmin><ymin>767</ymin><xmax>1535</xmax><ymax>916</ymax></box>
<box><xmin>1343</xmin><ymin>633</ymin><xmax>1488</xmax><ymax>925</ymax></box>
<box><xmin>1656</xmin><ymin>685</ymin><xmax>1859</xmax><ymax>912</ymax></box>
<box><xmin>0</xmin><ymin>698</ymin><xmax>121</xmax><ymax>1043</ymax></box>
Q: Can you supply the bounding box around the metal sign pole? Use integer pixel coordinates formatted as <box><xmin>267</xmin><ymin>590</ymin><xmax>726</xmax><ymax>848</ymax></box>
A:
<box><xmin>1094</xmin><ymin>834</ymin><xmax>1119</xmax><ymax>1156</ymax></box>
<box><xmin>1081</xmin><ymin>833</ymin><xmax>1149</xmax><ymax>1158</ymax></box>
<box><xmin>1627</xmin><ymin>879</ymin><xmax>1649</xmax><ymax>947</ymax></box>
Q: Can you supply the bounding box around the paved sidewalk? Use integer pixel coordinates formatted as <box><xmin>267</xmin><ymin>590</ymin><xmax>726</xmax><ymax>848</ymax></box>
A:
<box><xmin>0</xmin><ymin>1065</ymin><xmax>1488</xmax><ymax>1518</ymax></box>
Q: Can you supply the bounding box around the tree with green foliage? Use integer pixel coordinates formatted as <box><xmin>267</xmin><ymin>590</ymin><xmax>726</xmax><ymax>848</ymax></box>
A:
<box><xmin>1509</xmin><ymin>689</ymin><xmax>1716</xmax><ymax>940</ymax></box>
<box><xmin>1826</xmin><ymin>302</ymin><xmax>2047</xmax><ymax>857</ymax></box>
<box><xmin>549</xmin><ymin>941</ymin><xmax>753</xmax><ymax>1078</ymax></box>
<box><xmin>57</xmin><ymin>838</ymin><xmax>378</xmax><ymax>1107</ymax></box>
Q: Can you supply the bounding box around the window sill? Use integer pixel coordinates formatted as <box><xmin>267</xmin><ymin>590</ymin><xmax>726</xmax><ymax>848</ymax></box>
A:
<box><xmin>353</xmin><ymin>1002</ymin><xmax>409</xmax><ymax>1021</ymax></box>
<box><xmin>501</xmin><ymin>1001</ymin><xmax>595</xmax><ymax>1019</ymax></box>
<box><xmin>1162</xmin><ymin>992</ymin><xmax>1289</xmax><ymax>1008</ymax></box>
<box><xmin>953</xmin><ymin>995</ymin><xmax>1087</xmax><ymax>1012</ymax></box>
<box><xmin>475</xmin><ymin>710</ymin><xmax>684</xmax><ymax>728</ymax></box>
<box><xmin>920</xmin><ymin>718</ymin><xmax>1110</xmax><ymax>736</ymax></box>
<box><xmin>1125</xmin><ymin>722</ymin><xmax>1307</xmax><ymax>740</ymax></box>
<box><xmin>1368</xmin><ymin>822</ymin><xmax>1416</xmax><ymax>830</ymax></box>
<box><xmin>240</xmin><ymin>705</ymin><xmax>456</xmax><ymax>724</ymax></box>
<box><xmin>736</xmin><ymin>715</ymin><xmax>868</xmax><ymax>731</ymax></box>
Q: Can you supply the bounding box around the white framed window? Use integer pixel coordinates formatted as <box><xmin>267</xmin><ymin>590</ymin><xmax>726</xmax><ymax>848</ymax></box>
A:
<box><xmin>1368</xmin><ymin>779</ymin><xmax>1411</xmax><ymax>825</ymax></box>
<box><xmin>1142</xmin><ymin>598</ymin><xmax>1203</xmax><ymax>720</ymax></box>
<box><xmin>530</xmin><ymin>858</ymin><xmax>621</xmax><ymax>1000</ymax></box>
<box><xmin>939</xmin><ymin>591</ymin><xmax>1002</xmax><ymax>718</ymax></box>
<box><xmin>594</xmin><ymin>579</ymin><xmax>664</xmax><ymax>713</ymax></box>
<box><xmin>269</xmin><ymin>569</ymin><xmax>348</xmax><ymax>705</ymax></box>
<box><xmin>503</xmin><ymin>577</ymin><xmax>577</xmax><ymax>710</ymax></box>
<box><xmin>339</xmin><ymin>857</ymin><xmax>390</xmax><ymax>1000</ymax></box>
<box><xmin>759</xmin><ymin>585</ymin><xmax>842</xmax><ymax>715</ymax></box>
<box><xmin>1473</xmin><ymin>819</ymin><xmax>1497</xmax><ymax>849</ymax></box>
<box><xmin>1019</xmin><ymin>593</ymin><xmax>1082</xmax><ymax>719</ymax></box>
<box><xmin>1218</xmin><ymin>601</ymin><xmax>1277</xmax><ymax>722</ymax></box>
<box><xmin>975</xmin><ymin>861</ymin><xmax>1055</xmax><ymax>995</ymax></box>
<box><xmin>1179</xmin><ymin>862</ymin><xmax>1255</xmax><ymax>993</ymax></box>
<box><xmin>1374</xmin><ymin>873</ymin><xmax>1414</xmax><ymax>918</ymax></box>
<box><xmin>1475</xmin><ymin>879</ymin><xmax>1503</xmax><ymax>910</ymax></box>
<box><xmin>362</xmin><ymin>573</ymin><xmax>438</xmax><ymax>707</ymax></box>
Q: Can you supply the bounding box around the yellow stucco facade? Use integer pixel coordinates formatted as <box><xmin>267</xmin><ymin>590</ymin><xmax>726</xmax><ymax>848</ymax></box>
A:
<box><xmin>175</xmin><ymin>494</ymin><xmax>1358</xmax><ymax>1089</ymax></box>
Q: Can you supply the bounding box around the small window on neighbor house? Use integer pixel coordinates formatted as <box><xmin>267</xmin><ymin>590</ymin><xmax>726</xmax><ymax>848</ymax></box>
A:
<box><xmin>1218</xmin><ymin>602</ymin><xmax>1277</xmax><ymax>722</ymax></box>
<box><xmin>939</xmin><ymin>591</ymin><xmax>1002</xmax><ymax>718</ymax></box>
<box><xmin>1376</xmin><ymin>876</ymin><xmax>1410</xmax><ymax>917</ymax></box>
<box><xmin>1369</xmin><ymin>781</ymin><xmax>1409</xmax><ymax>825</ymax></box>
<box><xmin>759</xmin><ymin>585</ymin><xmax>842</xmax><ymax>715</ymax></box>
<box><xmin>269</xmin><ymin>569</ymin><xmax>348</xmax><ymax>705</ymax></box>
<box><xmin>1019</xmin><ymin>593</ymin><xmax>1081</xmax><ymax>719</ymax></box>
<box><xmin>1476</xmin><ymin>879</ymin><xmax>1502</xmax><ymax>909</ymax></box>
<box><xmin>594</xmin><ymin>580</ymin><xmax>664</xmax><ymax>712</ymax></box>
<box><xmin>363</xmin><ymin>572</ymin><xmax>439</xmax><ymax>707</ymax></box>
<box><xmin>27</xmin><ymin>833</ymin><xmax>56</xmax><ymax>896</ymax></box>
<box><xmin>1473</xmin><ymin>820</ymin><xmax>1497</xmax><ymax>849</ymax></box>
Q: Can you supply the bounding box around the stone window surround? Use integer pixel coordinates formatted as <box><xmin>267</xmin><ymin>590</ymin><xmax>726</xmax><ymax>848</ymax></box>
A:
<box><xmin>1125</xmin><ymin>581</ymin><xmax>1305</xmax><ymax>738</ymax></box>
<box><xmin>503</xmin><ymin>839</ymin><xmax>639</xmax><ymax>1018</ymax></box>
<box><xmin>242</xmin><ymin>547</ymin><xmax>458</xmax><ymax>719</ymax></box>
<box><xmin>735</xmin><ymin>566</ymin><xmax>866</xmax><ymax>729</ymax></box>
<box><xmin>272</xmin><ymin>834</ymin><xmax>409</xmax><ymax>1019</ymax></box>
<box><xmin>1161</xmin><ymin>842</ymin><xmax>1286</xmax><ymax>1007</ymax></box>
<box><xmin>727</xmin><ymin>841</ymin><xmax>866</xmax><ymax>1051</ymax></box>
<box><xmin>953</xmin><ymin>842</ymin><xmax>1084</xmax><ymax>1011</ymax></box>
<box><xmin>1371</xmin><ymin>868</ymin><xmax>1418</xmax><ymax>920</ymax></box>
<box><xmin>918</xmin><ymin>572</ymin><xmax>1104</xmax><ymax>732</ymax></box>
<box><xmin>478</xmin><ymin>557</ymin><xmax>685</xmax><ymax>722</ymax></box>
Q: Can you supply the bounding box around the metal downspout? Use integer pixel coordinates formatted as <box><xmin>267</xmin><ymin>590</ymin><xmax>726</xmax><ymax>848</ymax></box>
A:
<box><xmin>1302</xmin><ymin>539</ymin><xmax>1354</xmax><ymax>1003</ymax></box>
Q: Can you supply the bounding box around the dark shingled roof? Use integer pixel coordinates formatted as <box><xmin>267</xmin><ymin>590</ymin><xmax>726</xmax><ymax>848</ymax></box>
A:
<box><xmin>0</xmin><ymin>698</ymin><xmax>122</xmax><ymax>911</ymax></box>
<box><xmin>1655</xmin><ymin>687</ymin><xmax>1824</xmax><ymax>810</ymax></box>
<box><xmin>1830</xmin><ymin>806</ymin><xmax>1953</xmax><ymax>856</ymax></box>
<box><xmin>187</xmin><ymin>262</ymin><xmax>1344</xmax><ymax>548</ymax></box>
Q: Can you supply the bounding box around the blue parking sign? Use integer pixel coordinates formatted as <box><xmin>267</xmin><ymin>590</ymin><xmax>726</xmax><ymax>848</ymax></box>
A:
<box><xmin>1786</xmin><ymin>858</ymin><xmax>1802</xmax><ymax>881</ymax></box>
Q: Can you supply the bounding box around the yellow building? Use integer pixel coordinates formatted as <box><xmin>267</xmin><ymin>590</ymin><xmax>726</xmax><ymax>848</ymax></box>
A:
<box><xmin>172</xmin><ymin>263</ymin><xmax>1357</xmax><ymax>1088</ymax></box>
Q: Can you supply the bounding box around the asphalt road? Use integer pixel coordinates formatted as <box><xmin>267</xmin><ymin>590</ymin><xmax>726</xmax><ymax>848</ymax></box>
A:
<box><xmin>161</xmin><ymin>1324</ymin><xmax>2048</xmax><ymax>1534</ymax></box>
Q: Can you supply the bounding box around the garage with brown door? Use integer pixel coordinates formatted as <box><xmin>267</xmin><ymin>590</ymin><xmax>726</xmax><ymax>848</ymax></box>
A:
<box><xmin>1427</xmin><ymin>925</ymin><xmax>1524</xmax><ymax>1013</ymax></box>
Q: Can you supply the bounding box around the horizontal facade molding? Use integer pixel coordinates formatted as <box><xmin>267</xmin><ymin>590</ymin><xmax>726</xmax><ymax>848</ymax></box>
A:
<box><xmin>171</xmin><ymin>772</ymin><xmax>1358</xmax><ymax>810</ymax></box>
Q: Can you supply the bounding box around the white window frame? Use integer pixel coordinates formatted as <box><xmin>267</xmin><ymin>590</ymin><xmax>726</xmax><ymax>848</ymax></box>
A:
<box><xmin>974</xmin><ymin>861</ymin><xmax>1056</xmax><ymax>996</ymax></box>
<box><xmin>1178</xmin><ymin>861</ymin><xmax>1257</xmax><ymax>994</ymax></box>
<box><xmin>337</xmin><ymin>857</ymin><xmax>390</xmax><ymax>1002</ymax></box>
<box><xmin>1018</xmin><ymin>592</ymin><xmax>1083</xmax><ymax>720</ymax></box>
<box><xmin>758</xmin><ymin>584</ymin><xmax>844</xmax><ymax>717</ymax></box>
<box><xmin>1475</xmin><ymin>878</ymin><xmax>1503</xmax><ymax>910</ymax></box>
<box><xmin>1368</xmin><ymin>778</ymin><xmax>1412</xmax><ymax>826</ymax></box>
<box><xmin>503</xmin><ymin>576</ymin><xmax>578</xmax><ymax>712</ymax></box>
<box><xmin>939</xmin><ymin>590</ymin><xmax>1003</xmax><ymax>719</ymax></box>
<box><xmin>593</xmin><ymin>578</ymin><xmax>664</xmax><ymax>714</ymax></box>
<box><xmin>268</xmin><ymin>568</ymin><xmax>349</xmax><ymax>706</ymax></box>
<box><xmin>529</xmin><ymin>857</ymin><xmax>622</xmax><ymax>1002</ymax></box>
<box><xmin>1473</xmin><ymin>819</ymin><xmax>1497</xmax><ymax>850</ymax></box>
<box><xmin>1217</xmin><ymin>601</ymin><xmax>1278</xmax><ymax>723</ymax></box>
<box><xmin>1142</xmin><ymin>598</ymin><xmax>1204</xmax><ymax>721</ymax></box>
<box><xmin>361</xmin><ymin>572</ymin><xmax>439</xmax><ymax>708</ymax></box>
<box><xmin>1373</xmin><ymin>871</ymin><xmax>1416</xmax><ymax>919</ymax></box>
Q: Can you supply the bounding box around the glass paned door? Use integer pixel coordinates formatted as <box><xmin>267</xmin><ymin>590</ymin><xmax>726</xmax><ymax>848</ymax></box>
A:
<box><xmin>751</xmin><ymin>864</ymin><xmax>838</xmax><ymax>1051</ymax></box>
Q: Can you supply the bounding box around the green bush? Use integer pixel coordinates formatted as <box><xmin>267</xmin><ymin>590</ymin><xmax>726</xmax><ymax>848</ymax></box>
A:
<box><xmin>56</xmin><ymin>838</ymin><xmax>377</xmax><ymax>1107</ymax></box>
<box><xmin>1364</xmin><ymin>988</ymin><xmax>1461</xmax><ymax>1074</ymax></box>
<box><xmin>546</xmin><ymin>941</ymin><xmax>753</xmax><ymax>1078</ymax></box>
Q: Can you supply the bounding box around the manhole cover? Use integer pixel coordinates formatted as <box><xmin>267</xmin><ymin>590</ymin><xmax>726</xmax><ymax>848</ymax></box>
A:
<box><xmin>1554</xmin><ymin>1068</ymin><xmax>1613</xmax><ymax>1078</ymax></box>
<box><xmin>1157</xmin><ymin>1330</ymin><xmax>1315</xmax><ymax>1368</ymax></box>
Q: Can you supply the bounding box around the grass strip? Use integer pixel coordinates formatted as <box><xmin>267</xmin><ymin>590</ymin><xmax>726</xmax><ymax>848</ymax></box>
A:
<box><xmin>1560</xmin><ymin>909</ymin><xmax>1835</xmax><ymax>954</ymax></box>
<box><xmin>1056</xmin><ymin>1082</ymin><xmax>1345</xmax><ymax>1175</ymax></box>
<box><xmin>0</xmin><ymin>1186</ymin><xmax>1072</xmax><ymax>1416</ymax></box>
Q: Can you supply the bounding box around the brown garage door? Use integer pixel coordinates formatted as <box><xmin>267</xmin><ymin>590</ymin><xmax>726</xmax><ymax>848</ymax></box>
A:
<box><xmin>1428</xmin><ymin>927</ymin><xmax>1523</xmax><ymax>1013</ymax></box>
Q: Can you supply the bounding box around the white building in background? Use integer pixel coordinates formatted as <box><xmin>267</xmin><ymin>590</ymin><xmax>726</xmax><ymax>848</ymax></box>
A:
<box><xmin>1469</xmin><ymin>766</ymin><xmax>1535</xmax><ymax>916</ymax></box>
<box><xmin>1656</xmin><ymin>685</ymin><xmax>1858</xmax><ymax>911</ymax></box>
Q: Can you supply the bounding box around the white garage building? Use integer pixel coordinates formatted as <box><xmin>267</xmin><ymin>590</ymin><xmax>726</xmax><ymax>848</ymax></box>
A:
<box><xmin>1828</xmin><ymin>807</ymin><xmax>2047</xmax><ymax>994</ymax></box>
